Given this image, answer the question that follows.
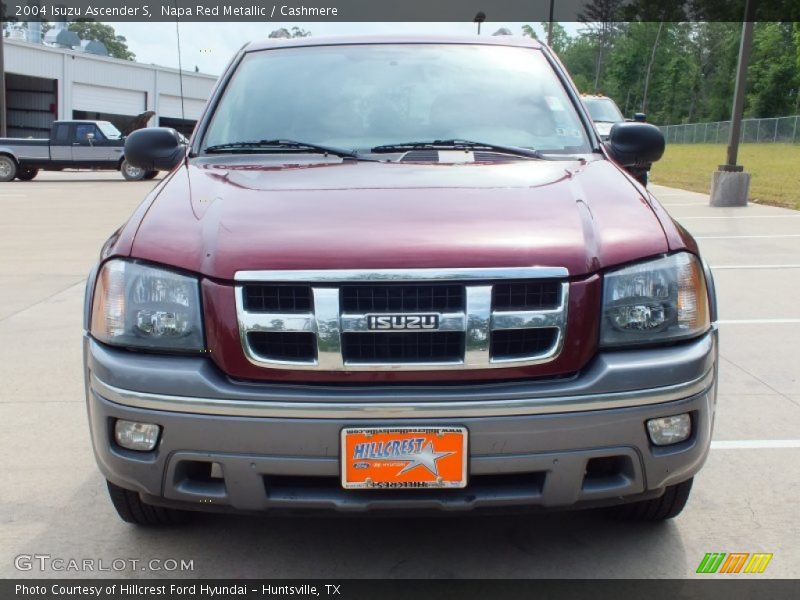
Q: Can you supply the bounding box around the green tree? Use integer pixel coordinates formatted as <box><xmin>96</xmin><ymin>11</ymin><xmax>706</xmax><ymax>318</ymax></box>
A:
<box><xmin>545</xmin><ymin>22</ymin><xmax>571</xmax><ymax>56</ymax></box>
<box><xmin>688</xmin><ymin>22</ymin><xmax>739</xmax><ymax>122</ymax></box>
<box><xmin>795</xmin><ymin>22</ymin><xmax>800</xmax><ymax>73</ymax></box>
<box><xmin>648</xmin><ymin>24</ymin><xmax>699</xmax><ymax>123</ymax></box>
<box><xmin>531</xmin><ymin>18</ymin><xmax>799</xmax><ymax>125</ymax></box>
<box><xmin>794</xmin><ymin>23</ymin><xmax>800</xmax><ymax>113</ymax></box>
<box><xmin>268</xmin><ymin>26</ymin><xmax>311</xmax><ymax>39</ymax></box>
<box><xmin>68</xmin><ymin>22</ymin><xmax>135</xmax><ymax>61</ymax></box>
<box><xmin>746</xmin><ymin>22</ymin><xmax>799</xmax><ymax>117</ymax></box>
<box><xmin>521</xmin><ymin>22</ymin><xmax>570</xmax><ymax>56</ymax></box>
<box><xmin>578</xmin><ymin>0</ymin><xmax>625</xmax><ymax>91</ymax></box>
<box><xmin>560</xmin><ymin>35</ymin><xmax>602</xmax><ymax>94</ymax></box>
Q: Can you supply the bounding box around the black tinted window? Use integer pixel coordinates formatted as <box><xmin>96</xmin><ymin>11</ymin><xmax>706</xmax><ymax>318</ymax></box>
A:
<box><xmin>75</xmin><ymin>123</ymin><xmax>97</xmax><ymax>142</ymax></box>
<box><xmin>52</xmin><ymin>124</ymin><xmax>70</xmax><ymax>143</ymax></box>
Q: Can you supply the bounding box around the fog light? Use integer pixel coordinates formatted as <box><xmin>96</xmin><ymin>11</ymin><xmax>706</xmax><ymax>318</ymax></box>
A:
<box><xmin>114</xmin><ymin>420</ymin><xmax>160</xmax><ymax>451</ymax></box>
<box><xmin>647</xmin><ymin>414</ymin><xmax>691</xmax><ymax>446</ymax></box>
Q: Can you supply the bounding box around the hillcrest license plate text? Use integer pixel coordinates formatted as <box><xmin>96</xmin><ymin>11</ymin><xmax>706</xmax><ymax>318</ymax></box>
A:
<box><xmin>341</xmin><ymin>427</ymin><xmax>468</xmax><ymax>489</ymax></box>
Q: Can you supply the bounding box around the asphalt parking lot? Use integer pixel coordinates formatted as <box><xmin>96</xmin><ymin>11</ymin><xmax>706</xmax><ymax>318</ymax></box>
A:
<box><xmin>1</xmin><ymin>171</ymin><xmax>798</xmax><ymax>579</ymax></box>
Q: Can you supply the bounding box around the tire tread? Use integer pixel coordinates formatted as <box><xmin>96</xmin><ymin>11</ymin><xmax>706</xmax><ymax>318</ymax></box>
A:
<box><xmin>106</xmin><ymin>480</ymin><xmax>190</xmax><ymax>526</ymax></box>
<box><xmin>609</xmin><ymin>478</ymin><xmax>694</xmax><ymax>522</ymax></box>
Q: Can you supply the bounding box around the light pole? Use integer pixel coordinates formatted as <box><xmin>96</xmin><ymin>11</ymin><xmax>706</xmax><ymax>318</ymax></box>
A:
<box><xmin>724</xmin><ymin>0</ymin><xmax>755</xmax><ymax>170</ymax></box>
<box><xmin>709</xmin><ymin>0</ymin><xmax>756</xmax><ymax>207</ymax></box>
<box><xmin>474</xmin><ymin>12</ymin><xmax>486</xmax><ymax>35</ymax></box>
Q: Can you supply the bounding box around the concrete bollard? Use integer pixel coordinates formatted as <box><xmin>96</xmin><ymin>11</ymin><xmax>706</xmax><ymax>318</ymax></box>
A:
<box><xmin>710</xmin><ymin>169</ymin><xmax>750</xmax><ymax>207</ymax></box>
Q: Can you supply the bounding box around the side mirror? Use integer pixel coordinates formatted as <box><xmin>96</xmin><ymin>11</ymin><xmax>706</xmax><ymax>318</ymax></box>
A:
<box><xmin>633</xmin><ymin>112</ymin><xmax>646</xmax><ymax>122</ymax></box>
<box><xmin>605</xmin><ymin>122</ymin><xmax>665</xmax><ymax>168</ymax></box>
<box><xmin>124</xmin><ymin>127</ymin><xmax>185</xmax><ymax>171</ymax></box>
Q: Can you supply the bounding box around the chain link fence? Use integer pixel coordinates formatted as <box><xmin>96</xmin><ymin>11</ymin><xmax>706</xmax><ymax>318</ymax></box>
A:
<box><xmin>660</xmin><ymin>115</ymin><xmax>800</xmax><ymax>144</ymax></box>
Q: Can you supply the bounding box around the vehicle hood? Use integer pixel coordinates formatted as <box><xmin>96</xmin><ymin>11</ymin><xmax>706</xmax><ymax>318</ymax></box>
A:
<box><xmin>130</xmin><ymin>157</ymin><xmax>668</xmax><ymax>280</ymax></box>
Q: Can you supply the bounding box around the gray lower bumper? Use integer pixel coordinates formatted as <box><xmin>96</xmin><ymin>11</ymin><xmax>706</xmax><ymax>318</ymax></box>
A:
<box><xmin>84</xmin><ymin>333</ymin><xmax>717</xmax><ymax>513</ymax></box>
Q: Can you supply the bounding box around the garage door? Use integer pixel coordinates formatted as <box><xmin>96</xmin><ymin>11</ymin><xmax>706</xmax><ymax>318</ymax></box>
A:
<box><xmin>158</xmin><ymin>94</ymin><xmax>207</xmax><ymax>121</ymax></box>
<box><xmin>7</xmin><ymin>73</ymin><xmax>57</xmax><ymax>138</ymax></box>
<box><xmin>72</xmin><ymin>83</ymin><xmax>145</xmax><ymax>116</ymax></box>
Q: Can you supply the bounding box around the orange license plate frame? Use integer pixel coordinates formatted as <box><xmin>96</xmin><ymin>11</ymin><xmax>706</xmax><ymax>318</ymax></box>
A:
<box><xmin>341</xmin><ymin>426</ymin><xmax>468</xmax><ymax>490</ymax></box>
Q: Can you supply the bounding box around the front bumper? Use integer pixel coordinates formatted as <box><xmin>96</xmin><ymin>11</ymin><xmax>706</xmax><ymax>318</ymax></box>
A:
<box><xmin>84</xmin><ymin>332</ymin><xmax>717</xmax><ymax>513</ymax></box>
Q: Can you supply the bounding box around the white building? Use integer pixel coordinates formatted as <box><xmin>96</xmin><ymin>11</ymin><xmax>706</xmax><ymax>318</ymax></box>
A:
<box><xmin>4</xmin><ymin>37</ymin><xmax>218</xmax><ymax>138</ymax></box>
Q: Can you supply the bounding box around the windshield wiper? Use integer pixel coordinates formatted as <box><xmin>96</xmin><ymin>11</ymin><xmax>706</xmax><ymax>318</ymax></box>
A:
<box><xmin>370</xmin><ymin>139</ymin><xmax>544</xmax><ymax>159</ymax></box>
<box><xmin>204</xmin><ymin>139</ymin><xmax>375</xmax><ymax>161</ymax></box>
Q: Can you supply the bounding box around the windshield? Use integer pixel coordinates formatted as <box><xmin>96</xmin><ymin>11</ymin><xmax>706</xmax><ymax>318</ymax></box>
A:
<box><xmin>203</xmin><ymin>44</ymin><xmax>591</xmax><ymax>155</ymax></box>
<box><xmin>582</xmin><ymin>97</ymin><xmax>624</xmax><ymax>123</ymax></box>
<box><xmin>96</xmin><ymin>121</ymin><xmax>122</xmax><ymax>139</ymax></box>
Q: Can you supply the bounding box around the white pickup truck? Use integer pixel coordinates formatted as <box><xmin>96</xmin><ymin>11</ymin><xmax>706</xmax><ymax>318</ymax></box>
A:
<box><xmin>0</xmin><ymin>117</ymin><xmax>159</xmax><ymax>182</ymax></box>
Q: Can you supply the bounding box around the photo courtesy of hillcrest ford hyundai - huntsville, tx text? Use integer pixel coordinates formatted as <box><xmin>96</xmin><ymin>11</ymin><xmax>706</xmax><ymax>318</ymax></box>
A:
<box><xmin>83</xmin><ymin>35</ymin><xmax>717</xmax><ymax>525</ymax></box>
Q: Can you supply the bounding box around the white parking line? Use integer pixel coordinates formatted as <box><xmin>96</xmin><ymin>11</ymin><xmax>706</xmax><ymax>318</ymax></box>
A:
<box><xmin>697</xmin><ymin>234</ymin><xmax>800</xmax><ymax>240</ymax></box>
<box><xmin>661</xmin><ymin>203</ymin><xmax>708</xmax><ymax>207</ymax></box>
<box><xmin>652</xmin><ymin>191</ymin><xmax>706</xmax><ymax>197</ymax></box>
<box><xmin>677</xmin><ymin>215</ymin><xmax>800</xmax><ymax>220</ymax></box>
<box><xmin>717</xmin><ymin>319</ymin><xmax>800</xmax><ymax>325</ymax></box>
<box><xmin>711</xmin><ymin>440</ymin><xmax>800</xmax><ymax>450</ymax></box>
<box><xmin>711</xmin><ymin>264</ymin><xmax>800</xmax><ymax>269</ymax></box>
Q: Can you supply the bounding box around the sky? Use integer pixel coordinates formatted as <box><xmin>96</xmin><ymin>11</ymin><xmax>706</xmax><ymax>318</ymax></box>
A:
<box><xmin>114</xmin><ymin>21</ymin><xmax>579</xmax><ymax>75</ymax></box>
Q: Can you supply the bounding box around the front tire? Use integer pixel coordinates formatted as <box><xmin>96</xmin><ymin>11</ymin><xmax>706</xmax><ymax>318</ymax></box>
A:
<box><xmin>120</xmin><ymin>159</ymin><xmax>146</xmax><ymax>181</ymax></box>
<box><xmin>106</xmin><ymin>480</ymin><xmax>190</xmax><ymax>526</ymax></box>
<box><xmin>17</xmin><ymin>166</ymin><xmax>39</xmax><ymax>181</ymax></box>
<box><xmin>0</xmin><ymin>155</ymin><xmax>18</xmax><ymax>182</ymax></box>
<box><xmin>143</xmin><ymin>170</ymin><xmax>159</xmax><ymax>180</ymax></box>
<box><xmin>608</xmin><ymin>477</ymin><xmax>694</xmax><ymax>521</ymax></box>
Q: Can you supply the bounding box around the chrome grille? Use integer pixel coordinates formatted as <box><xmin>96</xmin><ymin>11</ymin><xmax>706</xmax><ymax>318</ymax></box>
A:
<box><xmin>492</xmin><ymin>281</ymin><xmax>561</xmax><ymax>310</ymax></box>
<box><xmin>243</xmin><ymin>284</ymin><xmax>312</xmax><ymax>312</ymax></box>
<box><xmin>341</xmin><ymin>284</ymin><xmax>464</xmax><ymax>312</ymax></box>
<box><xmin>342</xmin><ymin>331</ymin><xmax>463</xmax><ymax>363</ymax></box>
<box><xmin>490</xmin><ymin>328</ymin><xmax>559</xmax><ymax>360</ymax></box>
<box><xmin>247</xmin><ymin>332</ymin><xmax>317</xmax><ymax>362</ymax></box>
<box><xmin>235</xmin><ymin>268</ymin><xmax>569</xmax><ymax>370</ymax></box>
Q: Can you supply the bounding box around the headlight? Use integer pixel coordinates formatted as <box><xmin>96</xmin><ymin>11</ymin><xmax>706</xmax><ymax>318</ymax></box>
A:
<box><xmin>90</xmin><ymin>260</ymin><xmax>204</xmax><ymax>351</ymax></box>
<box><xmin>600</xmin><ymin>252</ymin><xmax>710</xmax><ymax>347</ymax></box>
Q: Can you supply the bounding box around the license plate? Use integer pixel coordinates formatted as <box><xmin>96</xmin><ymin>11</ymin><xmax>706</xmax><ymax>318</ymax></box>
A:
<box><xmin>341</xmin><ymin>426</ymin><xmax>468</xmax><ymax>490</ymax></box>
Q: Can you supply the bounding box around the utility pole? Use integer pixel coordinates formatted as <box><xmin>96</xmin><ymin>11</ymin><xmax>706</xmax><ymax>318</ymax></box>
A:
<box><xmin>474</xmin><ymin>12</ymin><xmax>486</xmax><ymax>35</ymax></box>
<box><xmin>709</xmin><ymin>0</ymin><xmax>756</xmax><ymax>207</ymax></box>
<box><xmin>724</xmin><ymin>0</ymin><xmax>756</xmax><ymax>169</ymax></box>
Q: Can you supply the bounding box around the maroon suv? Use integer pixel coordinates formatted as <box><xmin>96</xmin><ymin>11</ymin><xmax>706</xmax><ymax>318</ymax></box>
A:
<box><xmin>84</xmin><ymin>36</ymin><xmax>717</xmax><ymax>525</ymax></box>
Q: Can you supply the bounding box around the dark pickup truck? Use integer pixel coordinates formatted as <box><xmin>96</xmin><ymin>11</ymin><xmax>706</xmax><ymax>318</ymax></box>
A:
<box><xmin>0</xmin><ymin>117</ymin><xmax>159</xmax><ymax>182</ymax></box>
